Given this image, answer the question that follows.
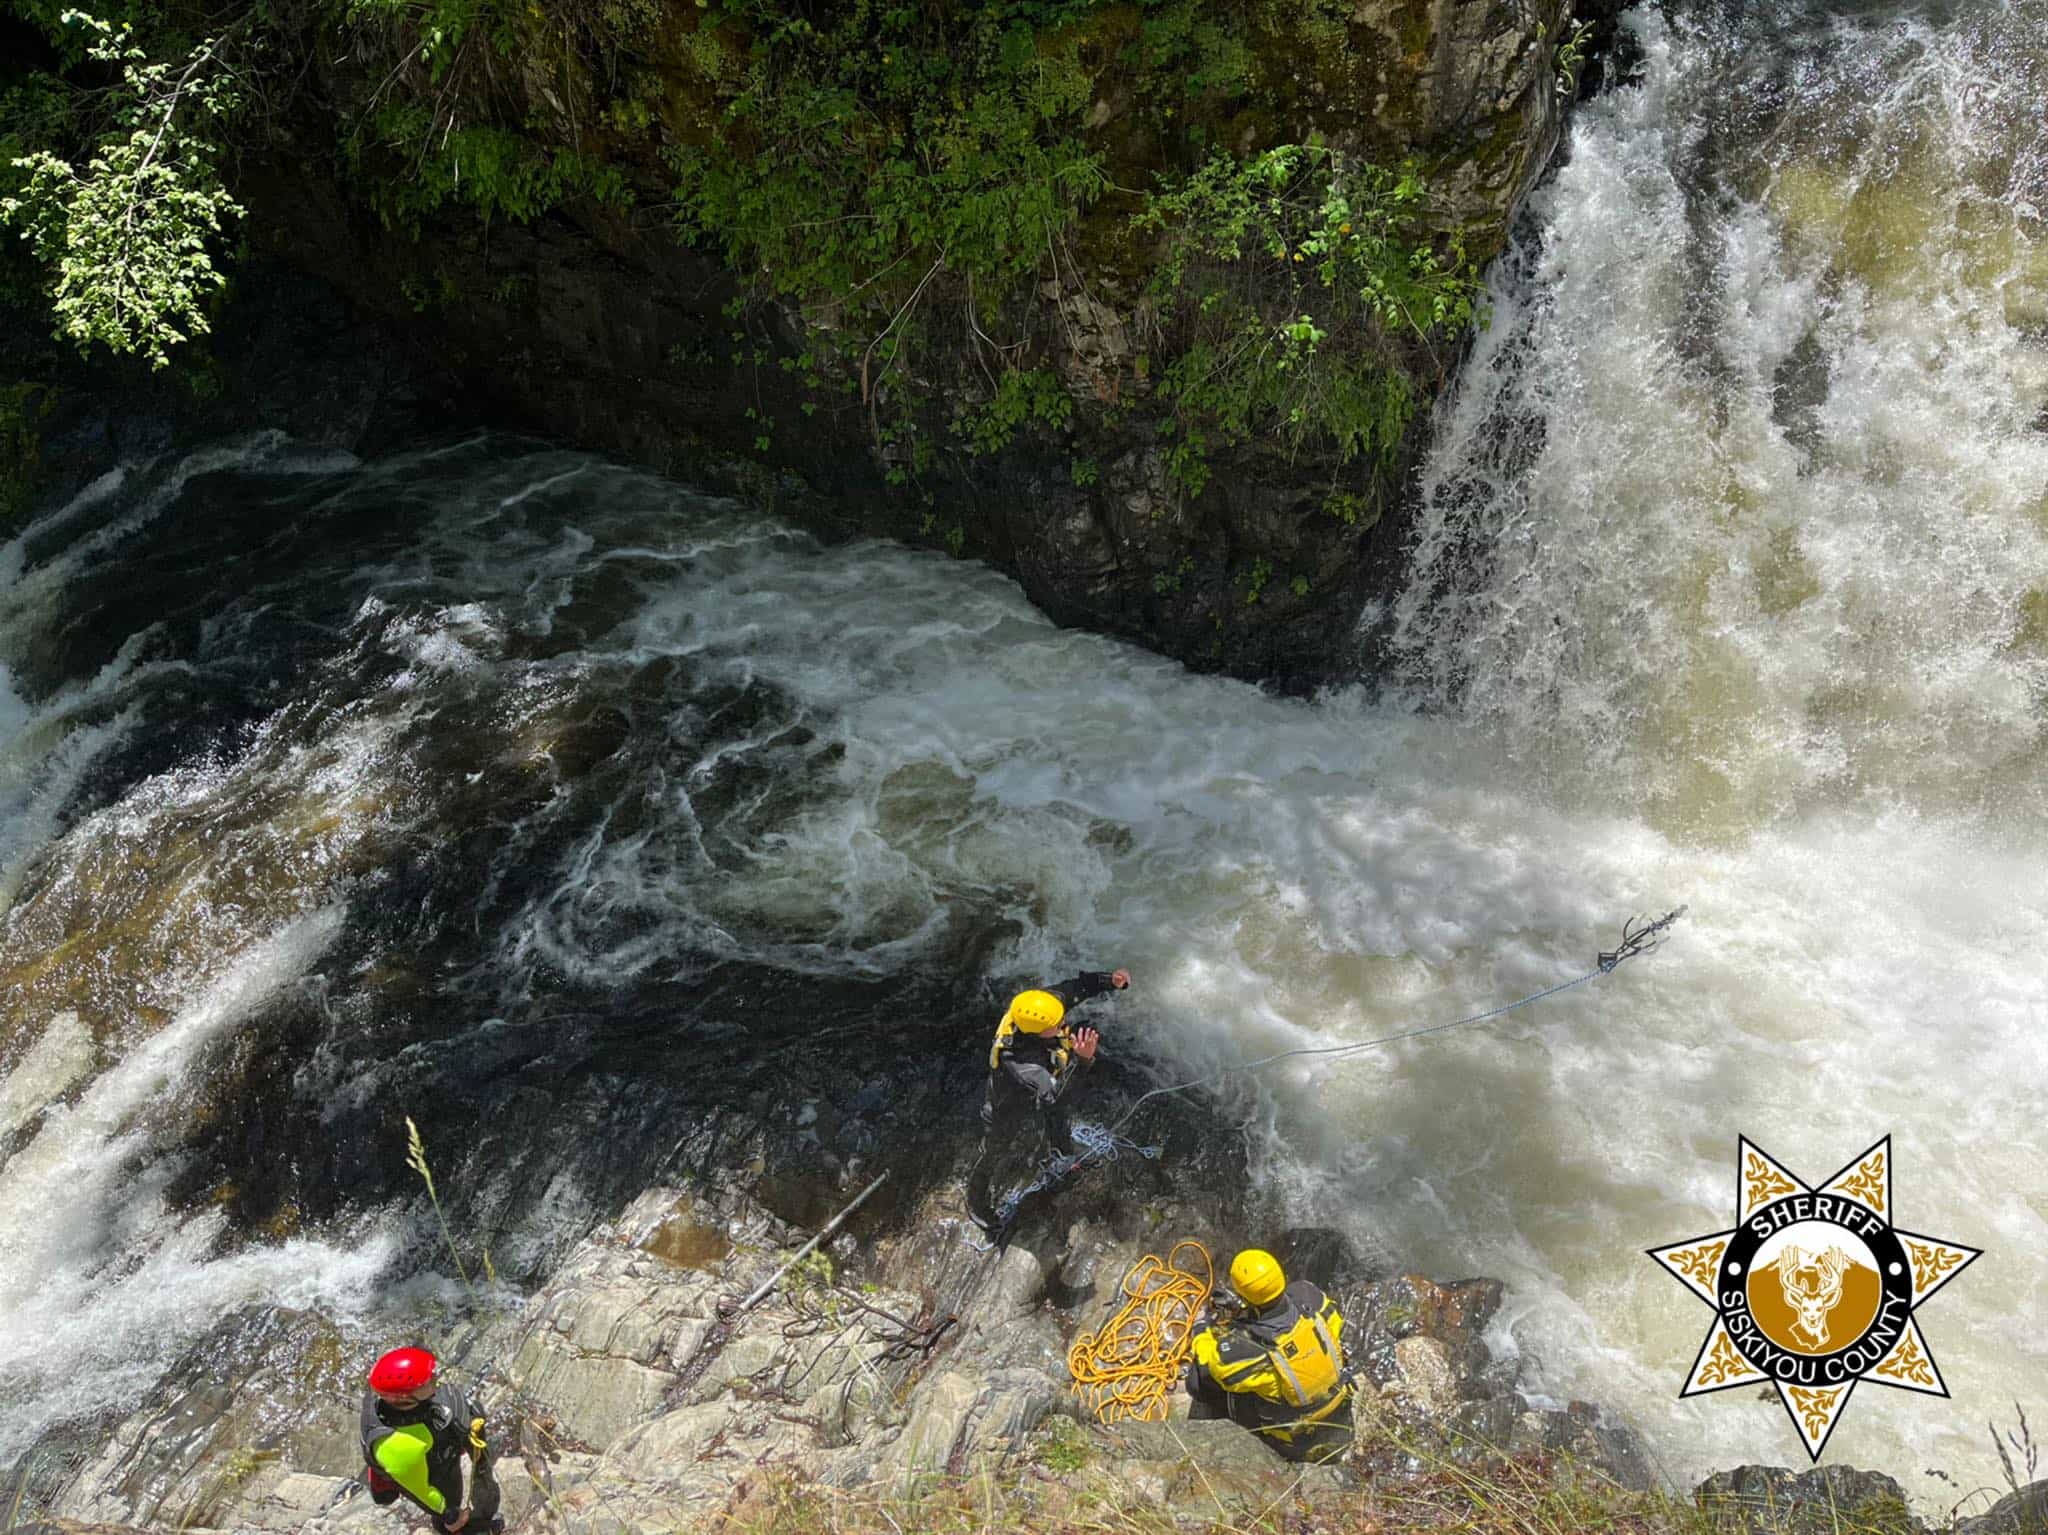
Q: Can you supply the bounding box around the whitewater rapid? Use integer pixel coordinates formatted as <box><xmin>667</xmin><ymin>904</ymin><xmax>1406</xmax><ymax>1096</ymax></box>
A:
<box><xmin>1373</xmin><ymin>0</ymin><xmax>2048</xmax><ymax>1483</ymax></box>
<box><xmin>1</xmin><ymin>0</ymin><xmax>2044</xmax><ymax>1502</ymax></box>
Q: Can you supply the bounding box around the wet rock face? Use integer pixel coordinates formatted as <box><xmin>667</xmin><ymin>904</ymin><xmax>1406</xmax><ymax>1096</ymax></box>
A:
<box><xmin>41</xmin><ymin>1173</ymin><xmax>1664</xmax><ymax>1533</ymax></box>
<box><xmin>6</xmin><ymin>0</ymin><xmax>1581</xmax><ymax>693</ymax></box>
<box><xmin>191</xmin><ymin>187</ymin><xmax>1384</xmax><ymax>690</ymax></box>
<box><xmin>73</xmin><ymin>0</ymin><xmax>1576</xmax><ymax>694</ymax></box>
<box><xmin>1335</xmin><ymin>1269</ymin><xmax>1653</xmax><ymax>1492</ymax></box>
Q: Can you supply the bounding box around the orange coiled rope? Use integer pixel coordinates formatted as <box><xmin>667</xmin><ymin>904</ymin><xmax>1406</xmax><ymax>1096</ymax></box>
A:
<box><xmin>1066</xmin><ymin>1239</ymin><xmax>1215</xmax><ymax>1423</ymax></box>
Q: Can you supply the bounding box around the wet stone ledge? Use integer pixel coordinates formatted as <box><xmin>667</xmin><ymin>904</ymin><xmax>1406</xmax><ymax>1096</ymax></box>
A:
<box><xmin>30</xmin><ymin>1173</ymin><xmax>1687</xmax><ymax>1534</ymax></box>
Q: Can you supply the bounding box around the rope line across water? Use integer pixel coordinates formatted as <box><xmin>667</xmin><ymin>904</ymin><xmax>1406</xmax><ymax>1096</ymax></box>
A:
<box><xmin>992</xmin><ymin>1120</ymin><xmax>1160</xmax><ymax>1231</ymax></box>
<box><xmin>1108</xmin><ymin>907</ymin><xmax>1686</xmax><ymax>1138</ymax></box>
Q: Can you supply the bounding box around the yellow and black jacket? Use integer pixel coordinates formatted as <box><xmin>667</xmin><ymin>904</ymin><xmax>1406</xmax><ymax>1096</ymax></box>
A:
<box><xmin>985</xmin><ymin>971</ymin><xmax>1121</xmax><ymax>1103</ymax></box>
<box><xmin>1188</xmin><ymin>1281</ymin><xmax>1349</xmax><ymax>1446</ymax></box>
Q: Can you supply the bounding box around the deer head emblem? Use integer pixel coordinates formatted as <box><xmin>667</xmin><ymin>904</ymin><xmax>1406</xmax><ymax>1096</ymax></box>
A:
<box><xmin>1778</xmin><ymin>1245</ymin><xmax>1852</xmax><ymax>1347</ymax></box>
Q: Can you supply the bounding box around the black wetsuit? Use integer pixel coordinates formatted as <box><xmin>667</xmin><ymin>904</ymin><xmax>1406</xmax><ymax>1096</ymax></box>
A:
<box><xmin>964</xmin><ymin>970</ymin><xmax>1122</xmax><ymax>1226</ymax></box>
<box><xmin>360</xmin><ymin>1382</ymin><xmax>499</xmax><ymax>1532</ymax></box>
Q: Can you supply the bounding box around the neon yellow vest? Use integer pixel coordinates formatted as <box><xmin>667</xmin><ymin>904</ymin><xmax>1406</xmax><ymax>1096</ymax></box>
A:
<box><xmin>371</xmin><ymin>1423</ymin><xmax>444</xmax><ymax>1514</ymax></box>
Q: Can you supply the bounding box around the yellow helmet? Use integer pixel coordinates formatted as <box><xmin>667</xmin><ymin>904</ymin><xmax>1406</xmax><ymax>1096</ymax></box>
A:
<box><xmin>1228</xmin><ymin>1248</ymin><xmax>1286</xmax><ymax>1307</ymax></box>
<box><xmin>1006</xmin><ymin>990</ymin><xmax>1067</xmax><ymax>1034</ymax></box>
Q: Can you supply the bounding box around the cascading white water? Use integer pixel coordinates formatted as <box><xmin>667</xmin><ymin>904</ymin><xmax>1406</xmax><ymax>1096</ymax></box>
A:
<box><xmin>0</xmin><ymin>913</ymin><xmax>398</xmax><ymax>1464</ymax></box>
<box><xmin>1</xmin><ymin>0</ymin><xmax>2043</xmax><ymax>1502</ymax></box>
<box><xmin>1389</xmin><ymin>4</ymin><xmax>2048</xmax><ymax>840</ymax></box>
<box><xmin>1362</xmin><ymin>0</ymin><xmax>2048</xmax><ymax>1484</ymax></box>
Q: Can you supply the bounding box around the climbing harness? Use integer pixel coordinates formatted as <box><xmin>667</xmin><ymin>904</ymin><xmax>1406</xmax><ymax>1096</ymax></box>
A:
<box><xmin>988</xmin><ymin>1119</ymin><xmax>1161</xmax><ymax>1234</ymax></box>
<box><xmin>1108</xmin><ymin>906</ymin><xmax>1687</xmax><ymax>1137</ymax></box>
<box><xmin>1067</xmin><ymin>1239</ymin><xmax>1215</xmax><ymax>1423</ymax></box>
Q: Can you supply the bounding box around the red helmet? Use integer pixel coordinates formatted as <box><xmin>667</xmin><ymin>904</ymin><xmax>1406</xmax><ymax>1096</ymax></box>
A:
<box><xmin>367</xmin><ymin>1347</ymin><xmax>437</xmax><ymax>1395</ymax></box>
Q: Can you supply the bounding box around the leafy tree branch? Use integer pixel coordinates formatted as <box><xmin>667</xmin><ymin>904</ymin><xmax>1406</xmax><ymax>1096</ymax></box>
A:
<box><xmin>2</xmin><ymin>8</ymin><xmax>244</xmax><ymax>368</ymax></box>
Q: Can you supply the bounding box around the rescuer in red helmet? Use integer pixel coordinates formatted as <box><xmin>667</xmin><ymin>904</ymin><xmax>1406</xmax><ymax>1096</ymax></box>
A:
<box><xmin>359</xmin><ymin>1347</ymin><xmax>501</xmax><ymax>1532</ymax></box>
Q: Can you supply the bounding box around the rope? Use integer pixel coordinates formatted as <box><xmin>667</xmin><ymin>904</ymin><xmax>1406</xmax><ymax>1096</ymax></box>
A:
<box><xmin>1067</xmin><ymin>1240</ymin><xmax>1215</xmax><ymax>1423</ymax></box>
<box><xmin>1108</xmin><ymin>906</ymin><xmax>1687</xmax><ymax>1137</ymax></box>
<box><xmin>991</xmin><ymin>1119</ymin><xmax>1161</xmax><ymax>1231</ymax></box>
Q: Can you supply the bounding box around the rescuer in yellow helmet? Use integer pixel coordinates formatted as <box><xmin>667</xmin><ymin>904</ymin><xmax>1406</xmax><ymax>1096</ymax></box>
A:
<box><xmin>964</xmin><ymin>967</ymin><xmax>1130</xmax><ymax>1231</ymax></box>
<box><xmin>1185</xmin><ymin>1248</ymin><xmax>1352</xmax><ymax>1463</ymax></box>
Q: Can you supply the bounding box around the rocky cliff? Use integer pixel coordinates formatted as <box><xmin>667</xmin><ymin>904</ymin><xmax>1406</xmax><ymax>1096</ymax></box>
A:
<box><xmin>244</xmin><ymin>0</ymin><xmax>1579</xmax><ymax>688</ymax></box>
<box><xmin>27</xmin><ymin>1166</ymin><xmax>1657</xmax><ymax>1533</ymax></box>
<box><xmin>3</xmin><ymin>0</ymin><xmax>1606</xmax><ymax>688</ymax></box>
<box><xmin>29</xmin><ymin>1166</ymin><xmax>2040</xmax><ymax>1535</ymax></box>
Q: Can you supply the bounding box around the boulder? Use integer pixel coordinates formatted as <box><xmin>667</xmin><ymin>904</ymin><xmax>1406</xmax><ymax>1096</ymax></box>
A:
<box><xmin>875</xmin><ymin>1370</ymin><xmax>982</xmax><ymax>1480</ymax></box>
<box><xmin>1386</xmin><ymin>1334</ymin><xmax>1462</xmax><ymax>1414</ymax></box>
<box><xmin>1695</xmin><ymin>1464</ymin><xmax>1923</xmax><ymax>1535</ymax></box>
<box><xmin>1956</xmin><ymin>1479</ymin><xmax>2048</xmax><ymax>1534</ymax></box>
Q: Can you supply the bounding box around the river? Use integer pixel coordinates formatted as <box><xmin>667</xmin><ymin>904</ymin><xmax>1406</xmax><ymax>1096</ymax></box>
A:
<box><xmin>1</xmin><ymin>0</ymin><xmax>2044</xmax><ymax>1502</ymax></box>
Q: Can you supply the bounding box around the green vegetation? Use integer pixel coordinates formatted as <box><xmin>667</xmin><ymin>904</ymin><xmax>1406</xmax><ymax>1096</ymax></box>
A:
<box><xmin>789</xmin><ymin>1246</ymin><xmax>835</xmax><ymax>1291</ymax></box>
<box><xmin>1035</xmin><ymin>1414</ymin><xmax>1093</xmax><ymax>1473</ymax></box>
<box><xmin>1324</xmin><ymin>488</ymin><xmax>1375</xmax><ymax>527</ymax></box>
<box><xmin>1</xmin><ymin>0</ymin><xmax>1488</xmax><ymax>509</ymax></box>
<box><xmin>1139</xmin><ymin>143</ymin><xmax>1481</xmax><ymax>495</ymax></box>
<box><xmin>1</xmin><ymin>10</ymin><xmax>242</xmax><ymax>368</ymax></box>
<box><xmin>1241</xmin><ymin>556</ymin><xmax>1272</xmax><ymax>604</ymax></box>
<box><xmin>1555</xmin><ymin>16</ymin><xmax>1595</xmax><ymax>99</ymax></box>
<box><xmin>709</xmin><ymin>1418</ymin><xmax>1956</xmax><ymax>1535</ymax></box>
<box><xmin>335</xmin><ymin>0</ymin><xmax>644</xmax><ymax>230</ymax></box>
<box><xmin>665</xmin><ymin>1</ymin><xmax>1106</xmax><ymax>311</ymax></box>
<box><xmin>960</xmin><ymin>368</ymin><xmax>1073</xmax><ymax>454</ymax></box>
<box><xmin>405</xmin><ymin>1113</ymin><xmax>495</xmax><ymax>1292</ymax></box>
<box><xmin>347</xmin><ymin>117</ymin><xmax>630</xmax><ymax>233</ymax></box>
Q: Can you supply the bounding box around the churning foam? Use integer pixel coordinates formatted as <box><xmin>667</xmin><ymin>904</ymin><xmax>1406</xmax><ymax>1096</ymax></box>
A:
<box><xmin>1366</xmin><ymin>0</ymin><xmax>2048</xmax><ymax>1489</ymax></box>
<box><xmin>0</xmin><ymin>2</ymin><xmax>2042</xmax><ymax>1492</ymax></box>
<box><xmin>0</xmin><ymin>911</ymin><xmax>396</xmax><ymax>1464</ymax></box>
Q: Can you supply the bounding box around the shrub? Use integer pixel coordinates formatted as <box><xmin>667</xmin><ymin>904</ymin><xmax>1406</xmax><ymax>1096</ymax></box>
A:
<box><xmin>1138</xmin><ymin>143</ymin><xmax>1481</xmax><ymax>491</ymax></box>
<box><xmin>1</xmin><ymin>10</ymin><xmax>243</xmax><ymax>368</ymax></box>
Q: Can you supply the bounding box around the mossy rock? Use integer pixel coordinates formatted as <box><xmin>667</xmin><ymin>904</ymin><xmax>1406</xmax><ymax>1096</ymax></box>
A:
<box><xmin>1695</xmin><ymin>1465</ymin><xmax>1925</xmax><ymax>1535</ymax></box>
<box><xmin>0</xmin><ymin>379</ymin><xmax>56</xmax><ymax>536</ymax></box>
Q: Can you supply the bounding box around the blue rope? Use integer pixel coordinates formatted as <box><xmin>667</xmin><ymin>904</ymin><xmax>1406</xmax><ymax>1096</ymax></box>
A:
<box><xmin>1107</xmin><ymin>906</ymin><xmax>1687</xmax><ymax>1138</ymax></box>
<box><xmin>992</xmin><ymin>1120</ymin><xmax>1161</xmax><ymax>1230</ymax></box>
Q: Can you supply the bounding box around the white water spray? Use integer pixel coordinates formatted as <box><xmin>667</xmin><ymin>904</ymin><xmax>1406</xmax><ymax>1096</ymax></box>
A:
<box><xmin>0</xmin><ymin>911</ymin><xmax>397</xmax><ymax>1465</ymax></box>
<box><xmin>0</xmin><ymin>0</ymin><xmax>2041</xmax><ymax>1502</ymax></box>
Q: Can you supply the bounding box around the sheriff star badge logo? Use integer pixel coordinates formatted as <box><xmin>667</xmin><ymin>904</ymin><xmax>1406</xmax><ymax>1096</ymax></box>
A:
<box><xmin>1648</xmin><ymin>1137</ymin><xmax>1980</xmax><ymax>1460</ymax></box>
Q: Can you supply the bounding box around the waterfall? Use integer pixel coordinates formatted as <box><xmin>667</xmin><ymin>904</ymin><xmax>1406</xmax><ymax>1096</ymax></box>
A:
<box><xmin>2</xmin><ymin>0</ymin><xmax>2043</xmax><ymax>1494</ymax></box>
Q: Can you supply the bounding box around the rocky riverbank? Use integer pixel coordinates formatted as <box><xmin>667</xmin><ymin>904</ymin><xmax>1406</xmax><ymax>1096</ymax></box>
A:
<box><xmin>24</xmin><ymin>1157</ymin><xmax>1648</xmax><ymax>1533</ymax></box>
<box><xmin>26</xmin><ymin>1156</ymin><xmax>2042</xmax><ymax>1535</ymax></box>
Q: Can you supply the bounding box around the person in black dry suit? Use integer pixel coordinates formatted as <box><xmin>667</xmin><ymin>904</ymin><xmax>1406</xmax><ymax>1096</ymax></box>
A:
<box><xmin>358</xmin><ymin>1346</ymin><xmax>502</xmax><ymax>1533</ymax></box>
<box><xmin>963</xmin><ymin>967</ymin><xmax>1129</xmax><ymax>1232</ymax></box>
